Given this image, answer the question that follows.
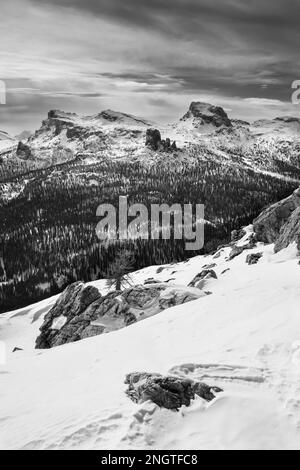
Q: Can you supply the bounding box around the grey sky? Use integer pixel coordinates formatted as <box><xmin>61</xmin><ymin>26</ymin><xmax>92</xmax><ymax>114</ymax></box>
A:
<box><xmin>0</xmin><ymin>0</ymin><xmax>299</xmax><ymax>134</ymax></box>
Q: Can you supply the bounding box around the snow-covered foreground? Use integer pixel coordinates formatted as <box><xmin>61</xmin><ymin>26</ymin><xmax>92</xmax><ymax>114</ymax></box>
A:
<box><xmin>1</xmin><ymin>235</ymin><xmax>300</xmax><ymax>450</ymax></box>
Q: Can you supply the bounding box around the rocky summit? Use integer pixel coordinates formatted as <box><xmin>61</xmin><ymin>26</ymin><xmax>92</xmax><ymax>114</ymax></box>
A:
<box><xmin>181</xmin><ymin>102</ymin><xmax>232</xmax><ymax>128</ymax></box>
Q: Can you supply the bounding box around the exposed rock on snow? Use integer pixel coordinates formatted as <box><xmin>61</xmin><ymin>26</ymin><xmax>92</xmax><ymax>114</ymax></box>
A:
<box><xmin>35</xmin><ymin>282</ymin><xmax>102</xmax><ymax>348</ymax></box>
<box><xmin>228</xmin><ymin>245</ymin><xmax>245</xmax><ymax>261</ymax></box>
<box><xmin>253</xmin><ymin>188</ymin><xmax>300</xmax><ymax>244</ymax></box>
<box><xmin>188</xmin><ymin>269</ymin><xmax>217</xmax><ymax>289</ymax></box>
<box><xmin>125</xmin><ymin>372</ymin><xmax>222</xmax><ymax>410</ymax></box>
<box><xmin>35</xmin><ymin>282</ymin><xmax>203</xmax><ymax>348</ymax></box>
<box><xmin>227</xmin><ymin>234</ymin><xmax>257</xmax><ymax>260</ymax></box>
<box><xmin>246</xmin><ymin>253</ymin><xmax>263</xmax><ymax>265</ymax></box>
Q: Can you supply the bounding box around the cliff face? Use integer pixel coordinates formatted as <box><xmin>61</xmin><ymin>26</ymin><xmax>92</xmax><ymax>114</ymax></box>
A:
<box><xmin>253</xmin><ymin>187</ymin><xmax>300</xmax><ymax>252</ymax></box>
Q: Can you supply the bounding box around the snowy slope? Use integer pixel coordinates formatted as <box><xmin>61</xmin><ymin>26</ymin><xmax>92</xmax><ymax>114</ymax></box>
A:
<box><xmin>1</xmin><ymin>233</ymin><xmax>300</xmax><ymax>450</ymax></box>
<box><xmin>0</xmin><ymin>130</ymin><xmax>16</xmax><ymax>152</ymax></box>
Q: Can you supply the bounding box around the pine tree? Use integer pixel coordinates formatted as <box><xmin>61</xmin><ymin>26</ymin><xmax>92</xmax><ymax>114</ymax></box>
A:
<box><xmin>106</xmin><ymin>249</ymin><xmax>134</xmax><ymax>291</ymax></box>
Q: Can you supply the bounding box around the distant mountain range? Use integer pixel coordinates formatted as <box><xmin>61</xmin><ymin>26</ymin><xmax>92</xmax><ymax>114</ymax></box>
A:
<box><xmin>1</xmin><ymin>101</ymin><xmax>300</xmax><ymax>186</ymax></box>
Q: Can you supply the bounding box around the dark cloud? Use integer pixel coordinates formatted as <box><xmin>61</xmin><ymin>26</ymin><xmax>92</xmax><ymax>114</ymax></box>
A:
<box><xmin>30</xmin><ymin>0</ymin><xmax>300</xmax><ymax>42</ymax></box>
<box><xmin>28</xmin><ymin>0</ymin><xmax>300</xmax><ymax>94</ymax></box>
<box><xmin>2</xmin><ymin>0</ymin><xmax>300</xmax><ymax>133</ymax></box>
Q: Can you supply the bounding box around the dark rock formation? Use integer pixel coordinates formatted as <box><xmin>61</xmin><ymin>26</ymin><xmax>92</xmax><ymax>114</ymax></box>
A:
<box><xmin>228</xmin><ymin>234</ymin><xmax>257</xmax><ymax>261</ymax></box>
<box><xmin>253</xmin><ymin>188</ymin><xmax>300</xmax><ymax>244</ymax></box>
<box><xmin>231</xmin><ymin>228</ymin><xmax>246</xmax><ymax>243</ymax></box>
<box><xmin>228</xmin><ymin>245</ymin><xmax>244</xmax><ymax>261</ymax></box>
<box><xmin>188</xmin><ymin>269</ymin><xmax>217</xmax><ymax>289</ymax></box>
<box><xmin>145</xmin><ymin>128</ymin><xmax>177</xmax><ymax>152</ymax></box>
<box><xmin>35</xmin><ymin>282</ymin><xmax>102</xmax><ymax>348</ymax></box>
<box><xmin>16</xmin><ymin>141</ymin><xmax>32</xmax><ymax>159</ymax></box>
<box><xmin>145</xmin><ymin>129</ymin><xmax>162</xmax><ymax>150</ymax></box>
<box><xmin>35</xmin><ymin>282</ymin><xmax>201</xmax><ymax>349</ymax></box>
<box><xmin>274</xmin><ymin>206</ymin><xmax>300</xmax><ymax>253</ymax></box>
<box><xmin>125</xmin><ymin>372</ymin><xmax>223</xmax><ymax>410</ymax></box>
<box><xmin>181</xmin><ymin>102</ymin><xmax>232</xmax><ymax>128</ymax></box>
<box><xmin>201</xmin><ymin>263</ymin><xmax>217</xmax><ymax>269</ymax></box>
<box><xmin>143</xmin><ymin>278</ymin><xmax>161</xmax><ymax>285</ymax></box>
<box><xmin>246</xmin><ymin>252</ymin><xmax>263</xmax><ymax>265</ymax></box>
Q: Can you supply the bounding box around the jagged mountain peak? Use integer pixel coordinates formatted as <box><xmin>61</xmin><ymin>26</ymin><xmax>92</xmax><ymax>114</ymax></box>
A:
<box><xmin>181</xmin><ymin>101</ymin><xmax>232</xmax><ymax>128</ymax></box>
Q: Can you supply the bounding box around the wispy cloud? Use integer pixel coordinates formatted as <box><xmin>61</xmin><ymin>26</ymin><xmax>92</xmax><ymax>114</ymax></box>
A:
<box><xmin>1</xmin><ymin>0</ymin><xmax>300</xmax><ymax>133</ymax></box>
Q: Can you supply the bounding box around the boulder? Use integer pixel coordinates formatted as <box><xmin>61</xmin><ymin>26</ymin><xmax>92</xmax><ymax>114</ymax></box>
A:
<box><xmin>253</xmin><ymin>188</ymin><xmax>300</xmax><ymax>244</ymax></box>
<box><xmin>35</xmin><ymin>282</ymin><xmax>102</xmax><ymax>348</ymax></box>
<box><xmin>125</xmin><ymin>372</ymin><xmax>223</xmax><ymax>410</ymax></box>
<box><xmin>246</xmin><ymin>252</ymin><xmax>263</xmax><ymax>265</ymax></box>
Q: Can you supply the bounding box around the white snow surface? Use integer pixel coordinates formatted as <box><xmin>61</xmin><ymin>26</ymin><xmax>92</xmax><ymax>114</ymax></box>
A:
<box><xmin>0</xmin><ymin>236</ymin><xmax>300</xmax><ymax>450</ymax></box>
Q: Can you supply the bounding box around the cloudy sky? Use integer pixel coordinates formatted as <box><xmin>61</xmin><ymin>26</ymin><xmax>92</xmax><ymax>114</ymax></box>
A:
<box><xmin>0</xmin><ymin>0</ymin><xmax>300</xmax><ymax>134</ymax></box>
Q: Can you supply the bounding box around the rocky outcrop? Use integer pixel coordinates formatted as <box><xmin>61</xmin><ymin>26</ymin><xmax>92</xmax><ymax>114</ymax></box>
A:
<box><xmin>253</xmin><ymin>188</ymin><xmax>300</xmax><ymax>244</ymax></box>
<box><xmin>145</xmin><ymin>128</ymin><xmax>177</xmax><ymax>152</ymax></box>
<box><xmin>181</xmin><ymin>102</ymin><xmax>232</xmax><ymax>128</ymax></box>
<box><xmin>35</xmin><ymin>282</ymin><xmax>202</xmax><ymax>349</ymax></box>
<box><xmin>16</xmin><ymin>141</ymin><xmax>32</xmax><ymax>159</ymax></box>
<box><xmin>228</xmin><ymin>245</ymin><xmax>244</xmax><ymax>261</ymax></box>
<box><xmin>35</xmin><ymin>282</ymin><xmax>102</xmax><ymax>348</ymax></box>
<box><xmin>246</xmin><ymin>253</ymin><xmax>263</xmax><ymax>265</ymax></box>
<box><xmin>227</xmin><ymin>234</ymin><xmax>257</xmax><ymax>261</ymax></box>
<box><xmin>125</xmin><ymin>372</ymin><xmax>223</xmax><ymax>410</ymax></box>
<box><xmin>231</xmin><ymin>228</ymin><xmax>246</xmax><ymax>243</ymax></box>
<box><xmin>274</xmin><ymin>207</ymin><xmax>300</xmax><ymax>253</ymax></box>
<box><xmin>188</xmin><ymin>269</ymin><xmax>217</xmax><ymax>289</ymax></box>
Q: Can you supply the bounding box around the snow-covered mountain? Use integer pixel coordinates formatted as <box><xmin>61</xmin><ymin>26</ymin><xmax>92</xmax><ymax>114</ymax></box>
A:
<box><xmin>1</xmin><ymin>196</ymin><xmax>300</xmax><ymax>450</ymax></box>
<box><xmin>2</xmin><ymin>102</ymin><xmax>300</xmax><ymax>181</ymax></box>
